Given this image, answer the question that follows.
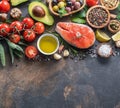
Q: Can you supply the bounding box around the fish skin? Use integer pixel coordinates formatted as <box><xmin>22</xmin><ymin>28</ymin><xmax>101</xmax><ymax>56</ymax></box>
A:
<box><xmin>55</xmin><ymin>22</ymin><xmax>95</xmax><ymax>49</ymax></box>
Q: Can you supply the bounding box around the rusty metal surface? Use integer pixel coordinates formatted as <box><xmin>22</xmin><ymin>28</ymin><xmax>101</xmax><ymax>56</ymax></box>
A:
<box><xmin>0</xmin><ymin>1</ymin><xmax>120</xmax><ymax>108</ymax></box>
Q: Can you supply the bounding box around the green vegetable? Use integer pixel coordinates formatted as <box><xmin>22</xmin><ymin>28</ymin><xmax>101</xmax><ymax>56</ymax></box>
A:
<box><xmin>117</xmin><ymin>3</ymin><xmax>120</xmax><ymax>11</ymax></box>
<box><xmin>13</xmin><ymin>50</ymin><xmax>23</xmax><ymax>58</ymax></box>
<box><xmin>116</xmin><ymin>3</ymin><xmax>120</xmax><ymax>20</ymax></box>
<box><xmin>58</xmin><ymin>7</ymin><xmax>67</xmax><ymax>17</ymax></box>
<box><xmin>71</xmin><ymin>17</ymin><xmax>86</xmax><ymax>24</ymax></box>
<box><xmin>9</xmin><ymin>47</ymin><xmax>14</xmax><ymax>64</ymax></box>
<box><xmin>71</xmin><ymin>5</ymin><xmax>88</xmax><ymax>24</ymax></box>
<box><xmin>18</xmin><ymin>41</ymin><xmax>28</xmax><ymax>46</ymax></box>
<box><xmin>0</xmin><ymin>43</ymin><xmax>6</xmax><ymax>66</ymax></box>
<box><xmin>6</xmin><ymin>39</ymin><xmax>24</xmax><ymax>53</ymax></box>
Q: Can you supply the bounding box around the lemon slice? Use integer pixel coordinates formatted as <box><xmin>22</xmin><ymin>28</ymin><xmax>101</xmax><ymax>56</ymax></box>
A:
<box><xmin>112</xmin><ymin>31</ymin><xmax>120</xmax><ymax>41</ymax></box>
<box><xmin>95</xmin><ymin>29</ymin><xmax>111</xmax><ymax>42</ymax></box>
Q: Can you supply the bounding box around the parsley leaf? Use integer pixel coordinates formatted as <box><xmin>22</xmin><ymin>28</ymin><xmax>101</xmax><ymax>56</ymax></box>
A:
<box><xmin>58</xmin><ymin>7</ymin><xmax>67</xmax><ymax>17</ymax></box>
<box><xmin>71</xmin><ymin>17</ymin><xmax>86</xmax><ymax>24</ymax></box>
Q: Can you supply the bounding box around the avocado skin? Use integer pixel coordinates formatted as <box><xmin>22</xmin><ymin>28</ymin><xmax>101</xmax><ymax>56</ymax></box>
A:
<box><xmin>28</xmin><ymin>1</ymin><xmax>54</xmax><ymax>26</ymax></box>
<box><xmin>10</xmin><ymin>0</ymin><xmax>28</xmax><ymax>6</ymax></box>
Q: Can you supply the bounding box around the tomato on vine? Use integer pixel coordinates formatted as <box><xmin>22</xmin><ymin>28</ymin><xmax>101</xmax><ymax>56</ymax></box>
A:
<box><xmin>9</xmin><ymin>34</ymin><xmax>21</xmax><ymax>44</ymax></box>
<box><xmin>22</xmin><ymin>17</ymin><xmax>34</xmax><ymax>29</ymax></box>
<box><xmin>0</xmin><ymin>1</ymin><xmax>10</xmax><ymax>13</ymax></box>
<box><xmin>23</xmin><ymin>29</ymin><xmax>36</xmax><ymax>42</ymax></box>
<box><xmin>0</xmin><ymin>23</ymin><xmax>10</xmax><ymax>36</ymax></box>
<box><xmin>10</xmin><ymin>21</ymin><xmax>23</xmax><ymax>34</ymax></box>
<box><xmin>25</xmin><ymin>46</ymin><xmax>38</xmax><ymax>59</ymax></box>
<box><xmin>33</xmin><ymin>22</ymin><xmax>45</xmax><ymax>35</ymax></box>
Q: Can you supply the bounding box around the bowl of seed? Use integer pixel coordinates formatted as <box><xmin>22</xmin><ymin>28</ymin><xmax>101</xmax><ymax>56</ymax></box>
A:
<box><xmin>86</xmin><ymin>5</ymin><xmax>110</xmax><ymax>29</ymax></box>
<box><xmin>100</xmin><ymin>0</ymin><xmax>119</xmax><ymax>10</ymax></box>
<box><xmin>108</xmin><ymin>20</ymin><xmax>120</xmax><ymax>33</ymax></box>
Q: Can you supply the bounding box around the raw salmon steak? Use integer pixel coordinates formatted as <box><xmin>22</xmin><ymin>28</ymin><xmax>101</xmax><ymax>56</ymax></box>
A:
<box><xmin>55</xmin><ymin>22</ymin><xmax>95</xmax><ymax>49</ymax></box>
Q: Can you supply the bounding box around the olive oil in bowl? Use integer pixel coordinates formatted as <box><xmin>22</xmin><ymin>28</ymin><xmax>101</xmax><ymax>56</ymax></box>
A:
<box><xmin>37</xmin><ymin>33</ymin><xmax>59</xmax><ymax>55</ymax></box>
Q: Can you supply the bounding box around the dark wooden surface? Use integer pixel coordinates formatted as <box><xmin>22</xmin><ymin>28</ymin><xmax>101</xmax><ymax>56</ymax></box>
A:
<box><xmin>1</xmin><ymin>1</ymin><xmax>120</xmax><ymax>108</ymax></box>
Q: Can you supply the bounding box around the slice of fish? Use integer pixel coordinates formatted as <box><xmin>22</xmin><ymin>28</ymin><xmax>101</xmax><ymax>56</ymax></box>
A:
<box><xmin>55</xmin><ymin>22</ymin><xmax>95</xmax><ymax>49</ymax></box>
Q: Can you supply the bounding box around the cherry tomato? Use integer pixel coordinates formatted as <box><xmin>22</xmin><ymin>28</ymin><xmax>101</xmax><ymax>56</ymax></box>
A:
<box><xmin>25</xmin><ymin>46</ymin><xmax>38</xmax><ymax>59</ymax></box>
<box><xmin>22</xmin><ymin>17</ymin><xmax>34</xmax><ymax>29</ymax></box>
<box><xmin>0</xmin><ymin>1</ymin><xmax>10</xmax><ymax>13</ymax></box>
<box><xmin>86</xmin><ymin>0</ymin><xmax>98</xmax><ymax>7</ymax></box>
<box><xmin>33</xmin><ymin>22</ymin><xmax>45</xmax><ymax>35</ymax></box>
<box><xmin>0</xmin><ymin>23</ymin><xmax>10</xmax><ymax>36</ymax></box>
<box><xmin>9</xmin><ymin>34</ymin><xmax>21</xmax><ymax>44</ymax></box>
<box><xmin>10</xmin><ymin>21</ymin><xmax>23</xmax><ymax>33</ymax></box>
<box><xmin>23</xmin><ymin>29</ymin><xmax>36</xmax><ymax>42</ymax></box>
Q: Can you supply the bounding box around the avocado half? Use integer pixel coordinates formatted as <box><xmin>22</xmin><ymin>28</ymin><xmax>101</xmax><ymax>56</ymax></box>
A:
<box><xmin>28</xmin><ymin>1</ymin><xmax>54</xmax><ymax>26</ymax></box>
<box><xmin>10</xmin><ymin>0</ymin><xmax>28</xmax><ymax>6</ymax></box>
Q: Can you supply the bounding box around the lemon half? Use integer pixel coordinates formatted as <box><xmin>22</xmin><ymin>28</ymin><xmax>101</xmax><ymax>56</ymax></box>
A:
<box><xmin>95</xmin><ymin>29</ymin><xmax>111</xmax><ymax>42</ymax></box>
<box><xmin>112</xmin><ymin>31</ymin><xmax>120</xmax><ymax>41</ymax></box>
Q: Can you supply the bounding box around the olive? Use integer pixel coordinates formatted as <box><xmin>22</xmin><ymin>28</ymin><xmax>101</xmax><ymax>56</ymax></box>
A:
<box><xmin>74</xmin><ymin>2</ymin><xmax>81</xmax><ymax>10</ymax></box>
<box><xmin>67</xmin><ymin>1</ymin><xmax>72</xmax><ymax>7</ymax></box>
<box><xmin>79</xmin><ymin>0</ymin><xmax>83</xmax><ymax>5</ymax></box>
<box><xmin>58</xmin><ymin>1</ymin><xmax>65</xmax><ymax>8</ymax></box>
<box><xmin>70</xmin><ymin>0</ymin><xmax>76</xmax><ymax>5</ymax></box>
<box><xmin>53</xmin><ymin>5</ymin><xmax>59</xmax><ymax>12</ymax></box>
<box><xmin>52</xmin><ymin>0</ymin><xmax>58</xmax><ymax>5</ymax></box>
<box><xmin>32</xmin><ymin>6</ymin><xmax>45</xmax><ymax>17</ymax></box>
<box><xmin>65</xmin><ymin>7</ymin><xmax>71</xmax><ymax>13</ymax></box>
<box><xmin>66</xmin><ymin>0</ymin><xmax>70</xmax><ymax>2</ymax></box>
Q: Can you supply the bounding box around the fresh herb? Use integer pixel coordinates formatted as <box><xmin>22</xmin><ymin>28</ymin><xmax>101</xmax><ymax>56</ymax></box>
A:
<box><xmin>71</xmin><ymin>6</ymin><xmax>88</xmax><ymax>24</ymax></box>
<box><xmin>58</xmin><ymin>7</ymin><xmax>67</xmax><ymax>17</ymax></box>
<box><xmin>71</xmin><ymin>17</ymin><xmax>86</xmax><ymax>24</ymax></box>
<box><xmin>0</xmin><ymin>43</ymin><xmax>6</xmax><ymax>66</ymax></box>
<box><xmin>116</xmin><ymin>3</ymin><xmax>120</xmax><ymax>20</ymax></box>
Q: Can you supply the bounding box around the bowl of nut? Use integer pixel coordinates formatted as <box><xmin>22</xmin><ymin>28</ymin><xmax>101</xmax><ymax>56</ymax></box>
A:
<box><xmin>108</xmin><ymin>20</ymin><xmax>120</xmax><ymax>33</ymax></box>
<box><xmin>86</xmin><ymin>5</ymin><xmax>110</xmax><ymax>29</ymax></box>
<box><xmin>49</xmin><ymin>0</ymin><xmax>86</xmax><ymax>17</ymax></box>
<box><xmin>100</xmin><ymin>0</ymin><xmax>119</xmax><ymax>10</ymax></box>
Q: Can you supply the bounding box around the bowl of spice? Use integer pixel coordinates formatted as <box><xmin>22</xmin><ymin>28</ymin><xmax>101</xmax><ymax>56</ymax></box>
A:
<box><xmin>49</xmin><ymin>0</ymin><xmax>86</xmax><ymax>17</ymax></box>
<box><xmin>86</xmin><ymin>5</ymin><xmax>110</xmax><ymax>28</ymax></box>
<box><xmin>100</xmin><ymin>0</ymin><xmax>119</xmax><ymax>10</ymax></box>
<box><xmin>108</xmin><ymin>20</ymin><xmax>120</xmax><ymax>33</ymax></box>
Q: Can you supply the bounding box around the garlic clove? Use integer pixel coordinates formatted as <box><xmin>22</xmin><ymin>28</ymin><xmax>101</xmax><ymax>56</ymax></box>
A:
<box><xmin>115</xmin><ymin>40</ymin><xmax>120</xmax><ymax>48</ymax></box>
<box><xmin>63</xmin><ymin>49</ymin><xmax>69</xmax><ymax>57</ymax></box>
<box><xmin>53</xmin><ymin>53</ymin><xmax>62</xmax><ymax>60</ymax></box>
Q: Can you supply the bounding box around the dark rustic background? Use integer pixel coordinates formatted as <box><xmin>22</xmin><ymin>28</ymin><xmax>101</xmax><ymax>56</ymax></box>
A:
<box><xmin>0</xmin><ymin>1</ymin><xmax>120</xmax><ymax>108</ymax></box>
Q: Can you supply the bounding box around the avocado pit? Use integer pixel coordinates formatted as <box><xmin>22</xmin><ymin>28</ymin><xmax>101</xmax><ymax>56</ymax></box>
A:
<box><xmin>32</xmin><ymin>6</ymin><xmax>45</xmax><ymax>17</ymax></box>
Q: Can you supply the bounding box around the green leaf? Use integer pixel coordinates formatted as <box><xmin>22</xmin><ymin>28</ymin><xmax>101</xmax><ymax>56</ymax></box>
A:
<box><xmin>13</xmin><ymin>50</ymin><xmax>23</xmax><ymax>58</ymax></box>
<box><xmin>71</xmin><ymin>17</ymin><xmax>86</xmax><ymax>24</ymax></box>
<box><xmin>77</xmin><ymin>10</ymin><xmax>86</xmax><ymax>18</ymax></box>
<box><xmin>117</xmin><ymin>3</ymin><xmax>120</xmax><ymax>11</ymax></box>
<box><xmin>0</xmin><ymin>43</ymin><xmax>6</xmax><ymax>66</ymax></box>
<box><xmin>9</xmin><ymin>47</ymin><xmax>14</xmax><ymax>64</ymax></box>
<box><xmin>117</xmin><ymin>14</ymin><xmax>120</xmax><ymax>20</ymax></box>
<box><xmin>6</xmin><ymin>39</ymin><xmax>24</xmax><ymax>53</ymax></box>
<box><xmin>18</xmin><ymin>41</ymin><xmax>28</xmax><ymax>46</ymax></box>
<box><xmin>58</xmin><ymin>7</ymin><xmax>67</xmax><ymax>17</ymax></box>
